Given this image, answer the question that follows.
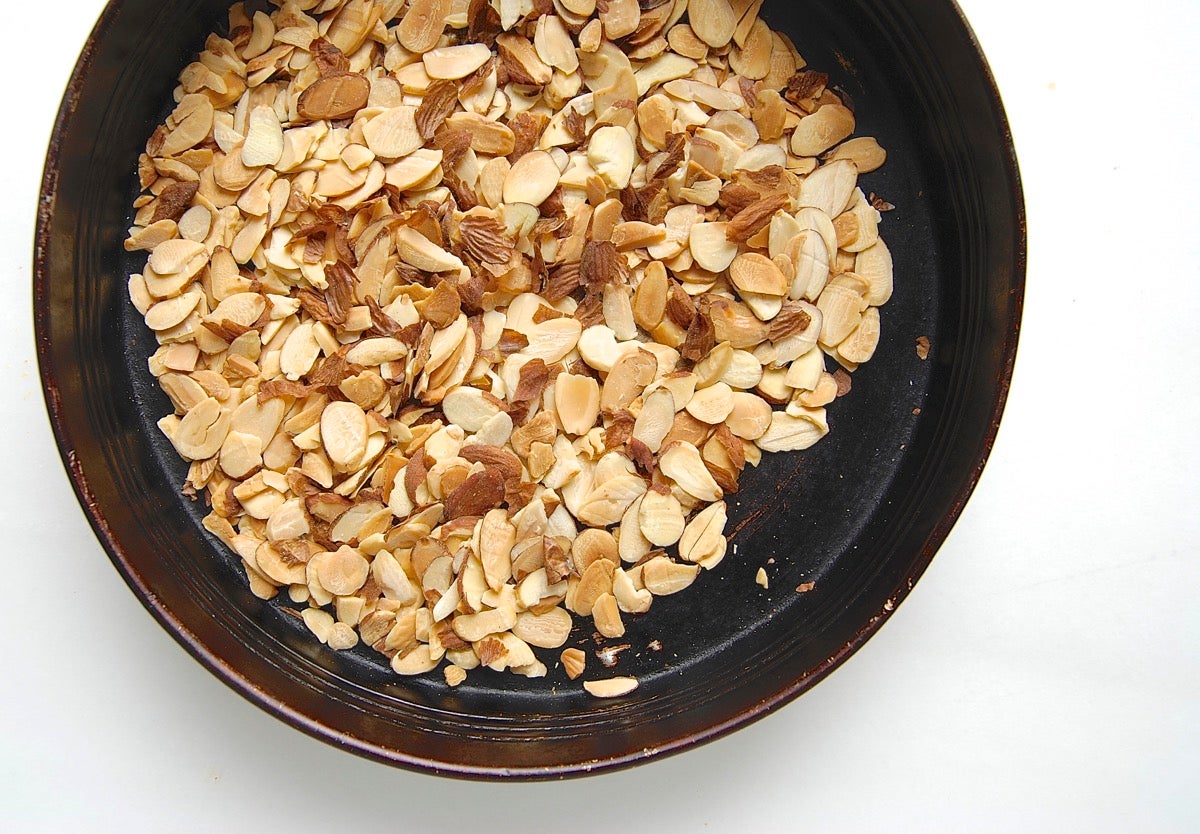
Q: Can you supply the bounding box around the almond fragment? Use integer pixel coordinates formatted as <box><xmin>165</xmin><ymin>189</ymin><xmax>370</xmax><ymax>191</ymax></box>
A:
<box><xmin>363</xmin><ymin>106</ymin><xmax>422</xmax><ymax>160</ymax></box>
<box><xmin>298</xmin><ymin>73</ymin><xmax>370</xmax><ymax>121</ymax></box>
<box><xmin>555</xmin><ymin>373</ymin><xmax>601</xmax><ymax>436</ymax></box>
<box><xmin>561</xmin><ymin>647</ymin><xmax>587</xmax><ymax>679</ymax></box>
<box><xmin>729</xmin><ymin>252</ymin><xmax>788</xmax><ymax>296</ymax></box>
<box><xmin>423</xmin><ymin>43</ymin><xmax>493</xmax><ymax>80</ymax></box>
<box><xmin>504</xmin><ymin>151</ymin><xmax>561</xmax><ymax>206</ymax></box>
<box><xmin>584</xmin><ymin>676</ymin><xmax>638</xmax><ymax>698</ymax></box>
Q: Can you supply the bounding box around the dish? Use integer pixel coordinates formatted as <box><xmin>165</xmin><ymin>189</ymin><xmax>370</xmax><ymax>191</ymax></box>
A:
<box><xmin>35</xmin><ymin>0</ymin><xmax>1023</xmax><ymax>778</ymax></box>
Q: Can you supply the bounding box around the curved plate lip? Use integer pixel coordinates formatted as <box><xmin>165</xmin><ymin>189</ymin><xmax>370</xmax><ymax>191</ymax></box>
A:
<box><xmin>33</xmin><ymin>0</ymin><xmax>1025</xmax><ymax>780</ymax></box>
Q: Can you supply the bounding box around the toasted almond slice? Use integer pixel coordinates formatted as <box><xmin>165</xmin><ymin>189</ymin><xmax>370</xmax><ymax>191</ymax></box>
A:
<box><xmin>729</xmin><ymin>252</ymin><xmax>788</xmax><ymax>296</ymax></box>
<box><xmin>363</xmin><ymin>106</ymin><xmax>422</xmax><ymax>160</ymax></box>
<box><xmin>797</xmin><ymin>159</ymin><xmax>859</xmax><ymax>218</ymax></box>
<box><xmin>756</xmin><ymin>408</ymin><xmax>829</xmax><ymax>452</ymax></box>
<box><xmin>638</xmin><ymin>488</ymin><xmax>685</xmax><ymax>546</ymax></box>
<box><xmin>837</xmin><ymin>306</ymin><xmax>880</xmax><ymax>365</ymax></box>
<box><xmin>689</xmin><ymin>222</ymin><xmax>738</xmax><ymax>273</ymax></box>
<box><xmin>423</xmin><ymin>43</ymin><xmax>493</xmax><ymax>79</ymax></box>
<box><xmin>726</xmin><ymin>391</ymin><xmax>773</xmax><ymax>439</ymax></box>
<box><xmin>588</xmin><ymin>126</ymin><xmax>637</xmax><ymax>190</ymax></box>
<box><xmin>685</xmin><ymin>382</ymin><xmax>734</xmax><ymax>425</ymax></box>
<box><xmin>397</xmin><ymin>0</ymin><xmax>452</xmax><ymax>53</ymax></box>
<box><xmin>633</xmin><ymin>261</ymin><xmax>669</xmax><ymax>330</ymax></box>
<box><xmin>855</xmin><ymin>239</ymin><xmax>894</xmax><ymax>306</ymax></box>
<box><xmin>561</xmin><ymin>647</ymin><xmax>587</xmax><ymax>679</ymax></box>
<box><xmin>504</xmin><ymin>151</ymin><xmax>561</xmax><ymax>206</ymax></box>
<box><xmin>632</xmin><ymin>387</ymin><xmax>675</xmax><ymax>453</ymax></box>
<box><xmin>826</xmin><ymin>136</ymin><xmax>887</xmax><ymax>173</ymax></box>
<box><xmin>592</xmin><ymin>593</ymin><xmax>626</xmax><ymax>638</ymax></box>
<box><xmin>584</xmin><ymin>676</ymin><xmax>638</xmax><ymax>698</ymax></box>
<box><xmin>659</xmin><ymin>441</ymin><xmax>722</xmax><ymax>502</ymax></box>
<box><xmin>321</xmin><ymin>401</ymin><xmax>368</xmax><ymax>469</ymax></box>
<box><xmin>601</xmin><ymin>349</ymin><xmax>658</xmax><ymax>412</ymax></box>
<box><xmin>641</xmin><ymin>555</ymin><xmax>699</xmax><ymax>595</ymax></box>
<box><xmin>687</xmin><ymin>0</ymin><xmax>738</xmax><ymax>47</ymax></box>
<box><xmin>555</xmin><ymin>373</ymin><xmax>601</xmax><ymax>435</ymax></box>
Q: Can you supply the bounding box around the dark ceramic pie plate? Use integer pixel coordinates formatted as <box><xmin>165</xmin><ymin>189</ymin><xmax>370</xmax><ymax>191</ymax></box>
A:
<box><xmin>34</xmin><ymin>0</ymin><xmax>1023</xmax><ymax>778</ymax></box>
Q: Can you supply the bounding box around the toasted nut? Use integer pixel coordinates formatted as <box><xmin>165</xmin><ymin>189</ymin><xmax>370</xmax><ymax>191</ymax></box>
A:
<box><xmin>423</xmin><ymin>43</ymin><xmax>493</xmax><ymax>79</ymax></box>
<box><xmin>584</xmin><ymin>676</ymin><xmax>639</xmax><ymax>698</ymax></box>
<box><xmin>729</xmin><ymin>252</ymin><xmax>788</xmax><ymax>296</ymax></box>
<box><xmin>561</xmin><ymin>647</ymin><xmax>587</xmax><ymax>679</ymax></box>
<box><xmin>678</xmin><ymin>500</ymin><xmax>726</xmax><ymax>565</ymax></box>
<box><xmin>689</xmin><ymin>222</ymin><xmax>738</xmax><ymax>273</ymax></box>
<box><xmin>685</xmin><ymin>382</ymin><xmax>734</xmax><ymax>425</ymax></box>
<box><xmin>128</xmin><ymin>0</ymin><xmax>897</xmax><ymax>687</ymax></box>
<box><xmin>515</xmin><ymin>608</ymin><xmax>574</xmax><ymax>649</ymax></box>
<box><xmin>687</xmin><ymin>0</ymin><xmax>738</xmax><ymax>48</ymax></box>
<box><xmin>555</xmin><ymin>373</ymin><xmax>601</xmax><ymax>436</ymax></box>
<box><xmin>638</xmin><ymin>488</ymin><xmax>685</xmax><ymax>546</ymax></box>
<box><xmin>363</xmin><ymin>106</ymin><xmax>422</xmax><ymax>160</ymax></box>
<box><xmin>588</xmin><ymin>126</ymin><xmax>637</xmax><ymax>190</ymax></box>
<box><xmin>641</xmin><ymin>555</ymin><xmax>699</xmax><ymax>595</ymax></box>
<box><xmin>504</xmin><ymin>151</ymin><xmax>562</xmax><ymax>206</ymax></box>
<box><xmin>659</xmin><ymin>442</ymin><xmax>722</xmax><ymax>502</ymax></box>
<box><xmin>756</xmin><ymin>409</ymin><xmax>829</xmax><ymax>452</ymax></box>
<box><xmin>826</xmin><ymin>136</ymin><xmax>887</xmax><ymax>173</ymax></box>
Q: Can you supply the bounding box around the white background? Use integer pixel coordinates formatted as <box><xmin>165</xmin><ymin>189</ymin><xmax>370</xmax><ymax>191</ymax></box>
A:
<box><xmin>3</xmin><ymin>1</ymin><xmax>1198</xmax><ymax>831</ymax></box>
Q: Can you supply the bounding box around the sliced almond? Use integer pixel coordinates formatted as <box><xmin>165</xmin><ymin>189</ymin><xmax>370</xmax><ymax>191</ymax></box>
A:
<box><xmin>584</xmin><ymin>676</ymin><xmax>638</xmax><ymax>698</ymax></box>
<box><xmin>423</xmin><ymin>43</ymin><xmax>493</xmax><ymax>80</ymax></box>
<box><xmin>555</xmin><ymin>373</ymin><xmax>601</xmax><ymax>436</ymax></box>
<box><xmin>504</xmin><ymin>151</ymin><xmax>561</xmax><ymax>206</ymax></box>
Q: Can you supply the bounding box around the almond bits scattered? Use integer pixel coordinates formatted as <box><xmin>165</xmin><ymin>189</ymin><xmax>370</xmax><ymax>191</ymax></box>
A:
<box><xmin>127</xmin><ymin>0</ymin><xmax>896</xmax><ymax>697</ymax></box>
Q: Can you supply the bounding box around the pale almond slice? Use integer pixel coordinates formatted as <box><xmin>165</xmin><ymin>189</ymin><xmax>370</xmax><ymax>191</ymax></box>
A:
<box><xmin>855</xmin><ymin>239</ymin><xmax>894</xmax><ymax>306</ymax></box>
<box><xmin>797</xmin><ymin>159</ymin><xmax>859</xmax><ymax>218</ymax></box>
<box><xmin>588</xmin><ymin>126</ymin><xmax>637</xmax><ymax>190</ymax></box>
<box><xmin>584</xmin><ymin>676</ymin><xmax>638</xmax><ymax>698</ymax></box>
<box><xmin>837</xmin><ymin>306</ymin><xmax>881</xmax><ymax>365</ymax></box>
<box><xmin>503</xmin><ymin>151</ymin><xmax>561</xmax><ymax>206</ymax></box>
<box><xmin>685</xmin><ymin>382</ymin><xmax>734</xmax><ymax>424</ymax></box>
<box><xmin>756</xmin><ymin>408</ymin><xmax>829</xmax><ymax>452</ymax></box>
<box><xmin>396</xmin><ymin>226</ymin><xmax>465</xmax><ymax>273</ymax></box>
<box><xmin>638</xmin><ymin>488</ymin><xmax>685</xmax><ymax>546</ymax></box>
<box><xmin>423</xmin><ymin>43</ymin><xmax>493</xmax><ymax>80</ymax></box>
<box><xmin>659</xmin><ymin>441</ymin><xmax>722</xmax><ymax>502</ymax></box>
<box><xmin>362</xmin><ymin>106</ymin><xmax>422</xmax><ymax>160</ymax></box>
<box><xmin>514</xmin><ymin>608</ymin><xmax>573</xmax><ymax>649</ymax></box>
<box><xmin>442</xmin><ymin>386</ymin><xmax>504</xmax><ymax>432</ymax></box>
<box><xmin>816</xmin><ymin>276</ymin><xmax>869</xmax><ymax>347</ymax></box>
<box><xmin>535</xmin><ymin>15</ymin><xmax>580</xmax><ymax>73</ymax></box>
<box><xmin>313</xmin><ymin>545</ymin><xmax>370</xmax><ymax>595</ymax></box>
<box><xmin>689</xmin><ymin>222</ymin><xmax>738</xmax><ymax>273</ymax></box>
<box><xmin>678</xmin><ymin>500</ymin><xmax>727</xmax><ymax>565</ymax></box>
<box><xmin>241</xmin><ymin>105</ymin><xmax>284</xmax><ymax>168</ymax></box>
<box><xmin>555</xmin><ymin>373</ymin><xmax>601</xmax><ymax>436</ymax></box>
<box><xmin>321</xmin><ymin>401</ymin><xmax>369</xmax><ymax>470</ymax></box>
<box><xmin>632</xmin><ymin>387</ymin><xmax>675</xmax><ymax>453</ymax></box>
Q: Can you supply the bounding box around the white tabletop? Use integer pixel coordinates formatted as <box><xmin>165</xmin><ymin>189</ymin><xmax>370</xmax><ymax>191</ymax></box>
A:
<box><xmin>4</xmin><ymin>1</ymin><xmax>1197</xmax><ymax>830</ymax></box>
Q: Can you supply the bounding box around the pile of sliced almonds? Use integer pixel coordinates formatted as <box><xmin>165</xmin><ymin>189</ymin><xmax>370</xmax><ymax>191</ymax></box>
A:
<box><xmin>125</xmin><ymin>0</ymin><xmax>893</xmax><ymax>694</ymax></box>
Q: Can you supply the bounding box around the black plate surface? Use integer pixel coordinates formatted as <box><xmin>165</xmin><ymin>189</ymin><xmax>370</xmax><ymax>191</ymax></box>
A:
<box><xmin>35</xmin><ymin>0</ymin><xmax>1023</xmax><ymax>778</ymax></box>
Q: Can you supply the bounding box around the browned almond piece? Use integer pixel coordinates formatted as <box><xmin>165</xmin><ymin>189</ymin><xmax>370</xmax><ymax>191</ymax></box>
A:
<box><xmin>561</xmin><ymin>647</ymin><xmax>587</xmax><ymax>679</ymax></box>
<box><xmin>791</xmin><ymin>103</ymin><xmax>856</xmax><ymax>157</ymax></box>
<box><xmin>297</xmin><ymin>73</ymin><xmax>370</xmax><ymax>121</ymax></box>
<box><xmin>397</xmin><ymin>0</ymin><xmax>452</xmax><ymax>53</ymax></box>
<box><xmin>729</xmin><ymin>252</ymin><xmax>788</xmax><ymax>296</ymax></box>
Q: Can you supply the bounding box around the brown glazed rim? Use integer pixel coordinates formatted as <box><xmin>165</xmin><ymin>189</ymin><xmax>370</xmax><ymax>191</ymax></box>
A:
<box><xmin>34</xmin><ymin>0</ymin><xmax>1024</xmax><ymax>779</ymax></box>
